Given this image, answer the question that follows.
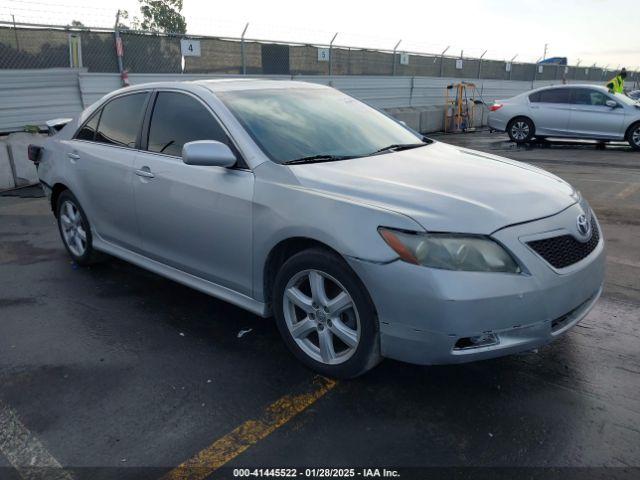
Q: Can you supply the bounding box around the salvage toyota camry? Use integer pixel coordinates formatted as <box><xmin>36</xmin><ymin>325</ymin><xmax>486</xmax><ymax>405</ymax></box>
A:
<box><xmin>31</xmin><ymin>80</ymin><xmax>605</xmax><ymax>378</ymax></box>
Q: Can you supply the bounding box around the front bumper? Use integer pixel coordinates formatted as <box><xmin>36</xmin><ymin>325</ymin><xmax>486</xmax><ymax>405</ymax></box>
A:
<box><xmin>347</xmin><ymin>204</ymin><xmax>605</xmax><ymax>365</ymax></box>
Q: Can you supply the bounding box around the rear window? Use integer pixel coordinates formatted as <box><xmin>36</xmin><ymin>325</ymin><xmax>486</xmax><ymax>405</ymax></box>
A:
<box><xmin>75</xmin><ymin>112</ymin><xmax>100</xmax><ymax>141</ymax></box>
<box><xmin>536</xmin><ymin>88</ymin><xmax>571</xmax><ymax>104</ymax></box>
<box><xmin>528</xmin><ymin>91</ymin><xmax>541</xmax><ymax>103</ymax></box>
<box><xmin>95</xmin><ymin>93</ymin><xmax>149</xmax><ymax>148</ymax></box>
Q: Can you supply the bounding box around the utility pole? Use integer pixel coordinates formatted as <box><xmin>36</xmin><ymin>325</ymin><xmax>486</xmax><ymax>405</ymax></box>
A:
<box><xmin>543</xmin><ymin>43</ymin><xmax>548</xmax><ymax>60</ymax></box>
<box><xmin>114</xmin><ymin>10</ymin><xmax>128</xmax><ymax>86</ymax></box>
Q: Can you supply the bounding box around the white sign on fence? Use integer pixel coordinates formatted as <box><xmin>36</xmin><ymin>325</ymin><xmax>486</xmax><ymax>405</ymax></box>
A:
<box><xmin>537</xmin><ymin>65</ymin><xmax>544</xmax><ymax>74</ymax></box>
<box><xmin>455</xmin><ymin>59</ymin><xmax>463</xmax><ymax>70</ymax></box>
<box><xmin>180</xmin><ymin>39</ymin><xmax>201</xmax><ymax>57</ymax></box>
<box><xmin>318</xmin><ymin>48</ymin><xmax>330</xmax><ymax>62</ymax></box>
<box><xmin>400</xmin><ymin>53</ymin><xmax>409</xmax><ymax>65</ymax></box>
<box><xmin>505</xmin><ymin>62</ymin><xmax>512</xmax><ymax>72</ymax></box>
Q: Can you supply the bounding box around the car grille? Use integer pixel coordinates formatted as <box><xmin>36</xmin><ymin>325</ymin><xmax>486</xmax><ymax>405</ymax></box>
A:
<box><xmin>527</xmin><ymin>224</ymin><xmax>600</xmax><ymax>269</ymax></box>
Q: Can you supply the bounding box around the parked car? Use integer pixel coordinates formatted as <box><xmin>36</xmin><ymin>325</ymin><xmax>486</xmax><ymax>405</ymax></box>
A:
<box><xmin>488</xmin><ymin>84</ymin><xmax>640</xmax><ymax>150</ymax></box>
<box><xmin>30</xmin><ymin>80</ymin><xmax>605</xmax><ymax>378</ymax></box>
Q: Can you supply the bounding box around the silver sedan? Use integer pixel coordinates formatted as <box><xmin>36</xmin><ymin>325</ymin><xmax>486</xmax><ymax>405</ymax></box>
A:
<box><xmin>488</xmin><ymin>84</ymin><xmax>640</xmax><ymax>150</ymax></box>
<box><xmin>32</xmin><ymin>80</ymin><xmax>605</xmax><ymax>378</ymax></box>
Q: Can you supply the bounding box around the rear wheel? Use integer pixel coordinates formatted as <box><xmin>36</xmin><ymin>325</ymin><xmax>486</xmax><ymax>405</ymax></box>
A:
<box><xmin>56</xmin><ymin>190</ymin><xmax>102</xmax><ymax>266</ymax></box>
<box><xmin>627</xmin><ymin>123</ymin><xmax>640</xmax><ymax>151</ymax></box>
<box><xmin>507</xmin><ymin>117</ymin><xmax>535</xmax><ymax>144</ymax></box>
<box><xmin>273</xmin><ymin>248</ymin><xmax>381</xmax><ymax>378</ymax></box>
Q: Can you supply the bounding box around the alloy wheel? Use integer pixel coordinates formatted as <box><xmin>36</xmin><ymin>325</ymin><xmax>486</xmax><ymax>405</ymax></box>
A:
<box><xmin>511</xmin><ymin>121</ymin><xmax>530</xmax><ymax>141</ymax></box>
<box><xmin>633</xmin><ymin>126</ymin><xmax>640</xmax><ymax>147</ymax></box>
<box><xmin>282</xmin><ymin>269</ymin><xmax>361</xmax><ymax>365</ymax></box>
<box><xmin>60</xmin><ymin>200</ymin><xmax>87</xmax><ymax>257</ymax></box>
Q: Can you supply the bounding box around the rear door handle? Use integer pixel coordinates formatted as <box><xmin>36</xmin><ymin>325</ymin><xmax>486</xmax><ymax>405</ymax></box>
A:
<box><xmin>67</xmin><ymin>153</ymin><xmax>80</xmax><ymax>160</ymax></box>
<box><xmin>135</xmin><ymin>167</ymin><xmax>155</xmax><ymax>179</ymax></box>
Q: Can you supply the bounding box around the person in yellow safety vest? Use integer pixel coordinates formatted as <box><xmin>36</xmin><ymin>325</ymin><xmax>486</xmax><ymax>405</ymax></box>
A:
<box><xmin>607</xmin><ymin>68</ymin><xmax>627</xmax><ymax>93</ymax></box>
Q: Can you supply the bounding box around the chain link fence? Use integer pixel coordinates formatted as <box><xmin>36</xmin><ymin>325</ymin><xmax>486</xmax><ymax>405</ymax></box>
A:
<box><xmin>1</xmin><ymin>22</ymin><xmax>639</xmax><ymax>88</ymax></box>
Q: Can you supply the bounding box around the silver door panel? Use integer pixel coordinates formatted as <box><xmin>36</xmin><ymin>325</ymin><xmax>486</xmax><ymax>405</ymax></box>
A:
<box><xmin>133</xmin><ymin>152</ymin><xmax>254</xmax><ymax>296</ymax></box>
<box><xmin>68</xmin><ymin>141</ymin><xmax>139</xmax><ymax>250</ymax></box>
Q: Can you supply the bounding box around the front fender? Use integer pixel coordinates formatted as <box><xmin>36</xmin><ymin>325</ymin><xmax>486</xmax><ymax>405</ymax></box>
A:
<box><xmin>251</xmin><ymin>162</ymin><xmax>423</xmax><ymax>301</ymax></box>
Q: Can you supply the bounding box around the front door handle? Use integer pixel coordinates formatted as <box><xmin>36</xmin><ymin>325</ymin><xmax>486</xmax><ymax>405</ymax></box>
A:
<box><xmin>67</xmin><ymin>153</ymin><xmax>80</xmax><ymax>160</ymax></box>
<box><xmin>135</xmin><ymin>167</ymin><xmax>155</xmax><ymax>179</ymax></box>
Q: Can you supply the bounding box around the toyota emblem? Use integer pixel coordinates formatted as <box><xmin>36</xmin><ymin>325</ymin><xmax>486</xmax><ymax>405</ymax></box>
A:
<box><xmin>576</xmin><ymin>214</ymin><xmax>591</xmax><ymax>237</ymax></box>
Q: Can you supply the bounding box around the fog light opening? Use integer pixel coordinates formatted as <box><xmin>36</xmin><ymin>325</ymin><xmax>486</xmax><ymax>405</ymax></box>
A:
<box><xmin>453</xmin><ymin>333</ymin><xmax>499</xmax><ymax>350</ymax></box>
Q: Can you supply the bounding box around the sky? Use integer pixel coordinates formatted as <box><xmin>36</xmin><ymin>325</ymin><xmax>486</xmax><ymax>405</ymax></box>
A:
<box><xmin>1</xmin><ymin>0</ymin><xmax>638</xmax><ymax>69</ymax></box>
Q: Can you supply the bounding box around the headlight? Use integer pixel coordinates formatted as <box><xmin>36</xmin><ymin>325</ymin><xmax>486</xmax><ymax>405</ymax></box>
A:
<box><xmin>378</xmin><ymin>227</ymin><xmax>521</xmax><ymax>273</ymax></box>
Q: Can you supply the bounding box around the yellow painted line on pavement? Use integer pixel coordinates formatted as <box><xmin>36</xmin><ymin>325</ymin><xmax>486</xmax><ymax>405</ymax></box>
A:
<box><xmin>616</xmin><ymin>183</ymin><xmax>640</xmax><ymax>199</ymax></box>
<box><xmin>161</xmin><ymin>376</ymin><xmax>337</xmax><ymax>480</ymax></box>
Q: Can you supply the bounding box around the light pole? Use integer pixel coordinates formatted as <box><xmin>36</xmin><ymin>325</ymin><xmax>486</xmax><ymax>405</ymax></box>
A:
<box><xmin>478</xmin><ymin>49</ymin><xmax>487</xmax><ymax>79</ymax></box>
<box><xmin>241</xmin><ymin>22</ymin><xmax>249</xmax><ymax>75</ymax></box>
<box><xmin>392</xmin><ymin>39</ymin><xmax>402</xmax><ymax>76</ymax></box>
<box><xmin>439</xmin><ymin>46</ymin><xmax>450</xmax><ymax>77</ymax></box>
<box><xmin>508</xmin><ymin>54</ymin><xmax>517</xmax><ymax>80</ymax></box>
<box><xmin>328</xmin><ymin>32</ymin><xmax>338</xmax><ymax>76</ymax></box>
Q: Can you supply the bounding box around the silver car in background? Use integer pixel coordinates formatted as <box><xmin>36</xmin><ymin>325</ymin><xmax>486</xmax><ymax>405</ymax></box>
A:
<box><xmin>488</xmin><ymin>84</ymin><xmax>640</xmax><ymax>150</ymax></box>
<box><xmin>32</xmin><ymin>80</ymin><xmax>605</xmax><ymax>378</ymax></box>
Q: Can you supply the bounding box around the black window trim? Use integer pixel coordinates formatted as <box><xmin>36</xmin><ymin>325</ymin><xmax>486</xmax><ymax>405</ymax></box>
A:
<box><xmin>140</xmin><ymin>88</ymin><xmax>249</xmax><ymax>170</ymax></box>
<box><xmin>72</xmin><ymin>90</ymin><xmax>152</xmax><ymax>151</ymax></box>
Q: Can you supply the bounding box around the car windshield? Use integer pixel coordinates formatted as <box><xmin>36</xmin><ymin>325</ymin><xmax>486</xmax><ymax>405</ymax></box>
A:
<box><xmin>615</xmin><ymin>92</ymin><xmax>638</xmax><ymax>105</ymax></box>
<box><xmin>217</xmin><ymin>87</ymin><xmax>425</xmax><ymax>164</ymax></box>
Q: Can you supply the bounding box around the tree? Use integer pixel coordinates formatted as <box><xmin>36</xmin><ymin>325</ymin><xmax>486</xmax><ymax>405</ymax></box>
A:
<box><xmin>136</xmin><ymin>0</ymin><xmax>187</xmax><ymax>34</ymax></box>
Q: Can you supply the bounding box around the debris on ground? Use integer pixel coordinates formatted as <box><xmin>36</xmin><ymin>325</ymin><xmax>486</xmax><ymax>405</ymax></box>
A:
<box><xmin>237</xmin><ymin>328</ymin><xmax>253</xmax><ymax>338</ymax></box>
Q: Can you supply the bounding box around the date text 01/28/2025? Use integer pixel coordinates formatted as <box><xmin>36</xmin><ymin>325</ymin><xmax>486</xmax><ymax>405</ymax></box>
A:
<box><xmin>232</xmin><ymin>468</ymin><xmax>401</xmax><ymax>478</ymax></box>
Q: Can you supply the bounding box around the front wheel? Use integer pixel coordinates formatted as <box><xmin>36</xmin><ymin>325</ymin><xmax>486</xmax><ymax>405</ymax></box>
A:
<box><xmin>507</xmin><ymin>117</ymin><xmax>535</xmax><ymax>144</ymax></box>
<box><xmin>273</xmin><ymin>249</ymin><xmax>381</xmax><ymax>378</ymax></box>
<box><xmin>627</xmin><ymin>123</ymin><xmax>640</xmax><ymax>151</ymax></box>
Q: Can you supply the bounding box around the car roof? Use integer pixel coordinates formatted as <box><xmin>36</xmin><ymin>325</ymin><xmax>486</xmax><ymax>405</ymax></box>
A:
<box><xmin>119</xmin><ymin>78</ymin><xmax>328</xmax><ymax>94</ymax></box>
<box><xmin>532</xmin><ymin>84</ymin><xmax>610</xmax><ymax>93</ymax></box>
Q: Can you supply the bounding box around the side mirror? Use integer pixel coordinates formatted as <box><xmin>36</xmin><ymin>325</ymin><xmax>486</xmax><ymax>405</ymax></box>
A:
<box><xmin>605</xmin><ymin>99</ymin><xmax>618</xmax><ymax>108</ymax></box>
<box><xmin>182</xmin><ymin>140</ymin><xmax>236</xmax><ymax>167</ymax></box>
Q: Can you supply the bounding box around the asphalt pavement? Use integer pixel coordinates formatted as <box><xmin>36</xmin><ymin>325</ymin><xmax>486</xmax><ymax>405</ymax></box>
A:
<box><xmin>0</xmin><ymin>131</ymin><xmax>639</xmax><ymax>480</ymax></box>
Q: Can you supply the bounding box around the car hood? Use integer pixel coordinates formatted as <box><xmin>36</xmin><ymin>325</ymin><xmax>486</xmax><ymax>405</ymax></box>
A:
<box><xmin>288</xmin><ymin>141</ymin><xmax>577</xmax><ymax>234</ymax></box>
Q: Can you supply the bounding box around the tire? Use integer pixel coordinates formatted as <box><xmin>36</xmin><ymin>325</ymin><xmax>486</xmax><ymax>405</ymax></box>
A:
<box><xmin>507</xmin><ymin>117</ymin><xmax>535</xmax><ymax>144</ymax></box>
<box><xmin>626</xmin><ymin>122</ymin><xmax>640</xmax><ymax>151</ymax></box>
<box><xmin>56</xmin><ymin>190</ymin><xmax>102</xmax><ymax>266</ymax></box>
<box><xmin>273</xmin><ymin>248</ymin><xmax>381</xmax><ymax>378</ymax></box>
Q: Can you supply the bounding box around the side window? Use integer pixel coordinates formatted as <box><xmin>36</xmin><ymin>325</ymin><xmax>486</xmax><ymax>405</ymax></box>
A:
<box><xmin>95</xmin><ymin>93</ymin><xmax>148</xmax><ymax>148</ymax></box>
<box><xmin>529</xmin><ymin>91</ymin><xmax>541</xmax><ymax>103</ymax></box>
<box><xmin>75</xmin><ymin>111</ymin><xmax>100</xmax><ymax>141</ymax></box>
<box><xmin>538</xmin><ymin>88</ymin><xmax>570</xmax><ymax>104</ymax></box>
<box><xmin>571</xmin><ymin>89</ymin><xmax>609</xmax><ymax>106</ymax></box>
<box><xmin>147</xmin><ymin>92</ymin><xmax>229</xmax><ymax>157</ymax></box>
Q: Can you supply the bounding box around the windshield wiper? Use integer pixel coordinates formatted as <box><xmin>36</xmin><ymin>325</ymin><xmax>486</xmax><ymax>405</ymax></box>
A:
<box><xmin>371</xmin><ymin>142</ymin><xmax>428</xmax><ymax>155</ymax></box>
<box><xmin>283</xmin><ymin>154</ymin><xmax>355</xmax><ymax>165</ymax></box>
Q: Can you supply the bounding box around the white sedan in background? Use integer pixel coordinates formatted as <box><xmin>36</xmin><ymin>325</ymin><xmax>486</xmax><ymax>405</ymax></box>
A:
<box><xmin>488</xmin><ymin>84</ymin><xmax>640</xmax><ymax>150</ymax></box>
